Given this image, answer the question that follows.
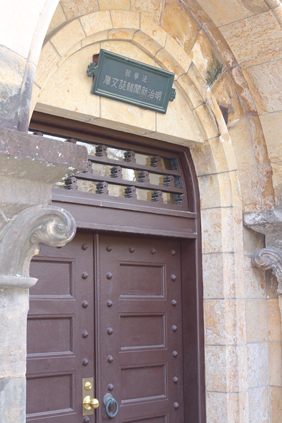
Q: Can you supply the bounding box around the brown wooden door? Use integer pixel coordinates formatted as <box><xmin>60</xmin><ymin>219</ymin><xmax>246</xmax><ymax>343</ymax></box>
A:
<box><xmin>27</xmin><ymin>232</ymin><xmax>184</xmax><ymax>423</ymax></box>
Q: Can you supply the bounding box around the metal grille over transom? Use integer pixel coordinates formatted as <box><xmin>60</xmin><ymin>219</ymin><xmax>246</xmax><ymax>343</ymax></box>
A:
<box><xmin>31</xmin><ymin>132</ymin><xmax>188</xmax><ymax>210</ymax></box>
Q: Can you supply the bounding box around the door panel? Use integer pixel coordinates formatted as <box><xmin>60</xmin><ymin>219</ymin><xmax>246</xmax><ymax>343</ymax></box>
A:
<box><xmin>97</xmin><ymin>235</ymin><xmax>184</xmax><ymax>423</ymax></box>
<box><xmin>27</xmin><ymin>232</ymin><xmax>95</xmax><ymax>422</ymax></box>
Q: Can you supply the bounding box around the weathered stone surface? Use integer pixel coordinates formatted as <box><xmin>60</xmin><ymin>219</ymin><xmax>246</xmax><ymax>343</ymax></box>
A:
<box><xmin>0</xmin><ymin>376</ymin><xmax>26</xmax><ymax>423</ymax></box>
<box><xmin>0</xmin><ymin>46</ymin><xmax>26</xmax><ymax>130</ymax></box>
<box><xmin>0</xmin><ymin>289</ymin><xmax>29</xmax><ymax>378</ymax></box>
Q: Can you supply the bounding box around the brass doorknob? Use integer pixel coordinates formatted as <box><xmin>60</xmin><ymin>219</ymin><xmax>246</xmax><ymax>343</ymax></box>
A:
<box><xmin>83</xmin><ymin>396</ymin><xmax>100</xmax><ymax>410</ymax></box>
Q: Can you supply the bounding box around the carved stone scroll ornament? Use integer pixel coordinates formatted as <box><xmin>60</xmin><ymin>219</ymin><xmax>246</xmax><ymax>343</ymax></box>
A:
<box><xmin>252</xmin><ymin>247</ymin><xmax>282</xmax><ymax>294</ymax></box>
<box><xmin>0</xmin><ymin>205</ymin><xmax>76</xmax><ymax>289</ymax></box>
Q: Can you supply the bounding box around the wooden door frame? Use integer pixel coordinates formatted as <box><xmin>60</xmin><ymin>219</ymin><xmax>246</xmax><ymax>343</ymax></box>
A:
<box><xmin>30</xmin><ymin>112</ymin><xmax>206</xmax><ymax>423</ymax></box>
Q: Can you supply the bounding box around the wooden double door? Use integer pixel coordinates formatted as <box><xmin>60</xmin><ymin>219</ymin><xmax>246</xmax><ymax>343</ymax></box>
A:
<box><xmin>27</xmin><ymin>232</ymin><xmax>185</xmax><ymax>423</ymax></box>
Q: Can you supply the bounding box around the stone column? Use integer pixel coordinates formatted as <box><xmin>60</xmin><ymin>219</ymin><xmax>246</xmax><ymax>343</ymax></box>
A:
<box><xmin>0</xmin><ymin>128</ymin><xmax>87</xmax><ymax>423</ymax></box>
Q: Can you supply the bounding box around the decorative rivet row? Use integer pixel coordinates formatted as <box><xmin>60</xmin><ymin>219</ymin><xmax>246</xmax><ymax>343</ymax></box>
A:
<box><xmin>107</xmin><ymin>355</ymin><xmax>114</xmax><ymax>363</ymax></box>
<box><xmin>81</xmin><ymin>244</ymin><xmax>88</xmax><ymax>250</ymax></box>
<box><xmin>174</xmin><ymin>402</ymin><xmax>179</xmax><ymax>409</ymax></box>
<box><xmin>82</xmin><ymin>272</ymin><xmax>88</xmax><ymax>279</ymax></box>
<box><xmin>171</xmin><ymin>299</ymin><xmax>177</xmax><ymax>306</ymax></box>
<box><xmin>129</xmin><ymin>246</ymin><xmax>135</xmax><ymax>253</ymax></box>
<box><xmin>106</xmin><ymin>245</ymin><xmax>112</xmax><ymax>252</ymax></box>
<box><xmin>82</xmin><ymin>300</ymin><xmax>89</xmax><ymax>308</ymax></box>
<box><xmin>82</xmin><ymin>331</ymin><xmax>89</xmax><ymax>338</ymax></box>
<box><xmin>108</xmin><ymin>384</ymin><xmax>114</xmax><ymax>391</ymax></box>
<box><xmin>107</xmin><ymin>272</ymin><xmax>113</xmax><ymax>280</ymax></box>
<box><xmin>83</xmin><ymin>416</ymin><xmax>90</xmax><ymax>423</ymax></box>
<box><xmin>107</xmin><ymin>300</ymin><xmax>113</xmax><ymax>307</ymax></box>
<box><xmin>107</xmin><ymin>327</ymin><xmax>113</xmax><ymax>335</ymax></box>
<box><xmin>151</xmin><ymin>248</ymin><xmax>156</xmax><ymax>255</ymax></box>
<box><xmin>172</xmin><ymin>325</ymin><xmax>177</xmax><ymax>332</ymax></box>
<box><xmin>82</xmin><ymin>358</ymin><xmax>89</xmax><ymax>366</ymax></box>
<box><xmin>172</xmin><ymin>351</ymin><xmax>178</xmax><ymax>358</ymax></box>
<box><xmin>173</xmin><ymin>377</ymin><xmax>178</xmax><ymax>383</ymax></box>
<box><xmin>171</xmin><ymin>274</ymin><xmax>176</xmax><ymax>281</ymax></box>
<box><xmin>171</xmin><ymin>249</ymin><xmax>176</xmax><ymax>256</ymax></box>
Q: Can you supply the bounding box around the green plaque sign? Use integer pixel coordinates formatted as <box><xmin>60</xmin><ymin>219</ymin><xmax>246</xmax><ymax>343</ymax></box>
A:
<box><xmin>87</xmin><ymin>49</ymin><xmax>176</xmax><ymax>114</ymax></box>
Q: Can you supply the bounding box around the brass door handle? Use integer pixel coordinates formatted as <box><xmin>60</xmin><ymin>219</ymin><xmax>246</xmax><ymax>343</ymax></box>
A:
<box><xmin>83</xmin><ymin>396</ymin><xmax>100</xmax><ymax>410</ymax></box>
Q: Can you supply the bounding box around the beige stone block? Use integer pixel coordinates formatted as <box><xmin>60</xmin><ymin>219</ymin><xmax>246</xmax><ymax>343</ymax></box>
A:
<box><xmin>165</xmin><ymin>35</ymin><xmax>191</xmax><ymax>73</ymax></box>
<box><xmin>108</xmin><ymin>28</ymin><xmax>137</xmax><ymax>41</ymax></box>
<box><xmin>219</xmin><ymin>133</ymin><xmax>237</xmax><ymax>172</ymax></box>
<box><xmin>243</xmin><ymin>59</ymin><xmax>282</xmax><ymax>115</ymax></box>
<box><xmin>196</xmin><ymin>0</ymin><xmax>269</xmax><ymax>26</ymax></box>
<box><xmin>201</xmin><ymin>207</ymin><xmax>243</xmax><ymax>254</ymax></box>
<box><xmin>155</xmin><ymin>90</ymin><xmax>203</xmax><ymax>143</ymax></box>
<box><xmin>198</xmin><ymin>174</ymin><xmax>222</xmax><ymax>209</ymax></box>
<box><xmin>249</xmin><ymin>386</ymin><xmax>270</xmax><ymax>423</ymax></box>
<box><xmin>243</xmin><ymin>227</ymin><xmax>264</xmax><ymax>257</ymax></box>
<box><xmin>80</xmin><ymin>10</ymin><xmax>113</xmax><ymax>36</ymax></box>
<box><xmin>230</xmin><ymin>67</ymin><xmax>257</xmax><ymax>116</ymax></box>
<box><xmin>132</xmin><ymin>32</ymin><xmax>163</xmax><ymax>58</ymax></box>
<box><xmin>81</xmin><ymin>30</ymin><xmax>109</xmax><ymax>47</ymax></box>
<box><xmin>272</xmin><ymin>161</ymin><xmax>282</xmax><ymax>206</ymax></box>
<box><xmin>268</xmin><ymin>299</ymin><xmax>282</xmax><ymax>342</ymax></box>
<box><xmin>194</xmin><ymin>104</ymin><xmax>219</xmax><ymax>141</ymax></box>
<box><xmin>34</xmin><ymin>42</ymin><xmax>60</xmax><ymax>88</ymax></box>
<box><xmin>176</xmin><ymin>74</ymin><xmax>204</xmax><ymax>109</ymax></box>
<box><xmin>190</xmin><ymin>140</ymin><xmax>217</xmax><ymax>176</ymax></box>
<box><xmin>110</xmin><ymin>10</ymin><xmax>140</xmax><ymax>29</ymax></box>
<box><xmin>245</xmin><ymin>299</ymin><xmax>267</xmax><ymax>342</ymax></box>
<box><xmin>229</xmin><ymin>118</ymin><xmax>256</xmax><ymax>168</ymax></box>
<box><xmin>181</xmin><ymin>0</ymin><xmax>212</xmax><ymax>25</ymax></box>
<box><xmin>205</xmin><ymin>346</ymin><xmax>227</xmax><ymax>391</ymax></box>
<box><xmin>203</xmin><ymin>23</ymin><xmax>237</xmax><ymax>68</ymax></box>
<box><xmin>47</xmin><ymin>3</ymin><xmax>67</xmax><ymax>35</ymax></box>
<box><xmin>267</xmin><ymin>0</ymin><xmax>281</xmax><ymax>7</ymax></box>
<box><xmin>237</xmin><ymin>166</ymin><xmax>262</xmax><ymax>212</ymax></box>
<box><xmin>212</xmin><ymin>72</ymin><xmax>244</xmax><ymax>128</ymax></box>
<box><xmin>155</xmin><ymin>49</ymin><xmax>187</xmax><ymax>79</ymax></box>
<box><xmin>101</xmin><ymin>97</ymin><xmax>155</xmax><ymax>132</ymax></box>
<box><xmin>98</xmin><ymin>0</ymin><xmax>130</xmax><ymax>10</ymax></box>
<box><xmin>208</xmin><ymin>96</ymin><xmax>229</xmax><ymax>137</ymax></box>
<box><xmin>187</xmin><ymin>62</ymin><xmax>211</xmax><ymax>105</ymax></box>
<box><xmin>205</xmin><ymin>299</ymin><xmax>244</xmax><ymax>345</ymax></box>
<box><xmin>206</xmin><ymin>392</ymin><xmax>228</xmax><ymax>423</ymax></box>
<box><xmin>260</xmin><ymin>111</ymin><xmax>282</xmax><ymax>163</ymax></box>
<box><xmin>269</xmin><ymin>342</ymin><xmax>282</xmax><ymax>386</ymax></box>
<box><xmin>247</xmin><ymin>115</ymin><xmax>269</xmax><ymax>165</ymax></box>
<box><xmin>202</xmin><ymin>253</ymin><xmax>225</xmax><ymax>299</ymax></box>
<box><xmin>100</xmin><ymin>40</ymin><xmax>155</xmax><ymax>65</ymax></box>
<box><xmin>58</xmin><ymin>41</ymin><xmax>83</xmax><ymax>67</ymax></box>
<box><xmin>247</xmin><ymin>342</ymin><xmax>269</xmax><ymax>388</ymax></box>
<box><xmin>51</xmin><ymin>19</ymin><xmax>85</xmax><ymax>57</ymax></box>
<box><xmin>203</xmin><ymin>252</ymin><xmax>245</xmax><ymax>300</ymax></box>
<box><xmin>229</xmin><ymin>171</ymin><xmax>242</xmax><ymax>208</ymax></box>
<box><xmin>60</xmin><ymin>0</ymin><xmax>99</xmax><ymax>20</ymax></box>
<box><xmin>188</xmin><ymin>29</ymin><xmax>224</xmax><ymax>87</ymax></box>
<box><xmin>38</xmin><ymin>44</ymin><xmax>100</xmax><ymax>118</ymax></box>
<box><xmin>258</xmin><ymin>164</ymin><xmax>275</xmax><ymax>210</ymax></box>
<box><xmin>161</xmin><ymin>0</ymin><xmax>199</xmax><ymax>53</ymax></box>
<box><xmin>140</xmin><ymin>14</ymin><xmax>167</xmax><ymax>48</ymax></box>
<box><xmin>209</xmin><ymin>137</ymin><xmax>229</xmax><ymax>173</ymax></box>
<box><xmin>201</xmin><ymin>208</ymin><xmax>223</xmax><ymax>254</ymax></box>
<box><xmin>220</xmin><ymin>11</ymin><xmax>282</xmax><ymax>68</ymax></box>
<box><xmin>270</xmin><ymin>386</ymin><xmax>282</xmax><ymax>423</ymax></box>
<box><xmin>244</xmin><ymin>255</ymin><xmax>266</xmax><ymax>299</ymax></box>
<box><xmin>131</xmin><ymin>0</ymin><xmax>165</xmax><ymax>24</ymax></box>
<box><xmin>227</xmin><ymin>345</ymin><xmax>248</xmax><ymax>392</ymax></box>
